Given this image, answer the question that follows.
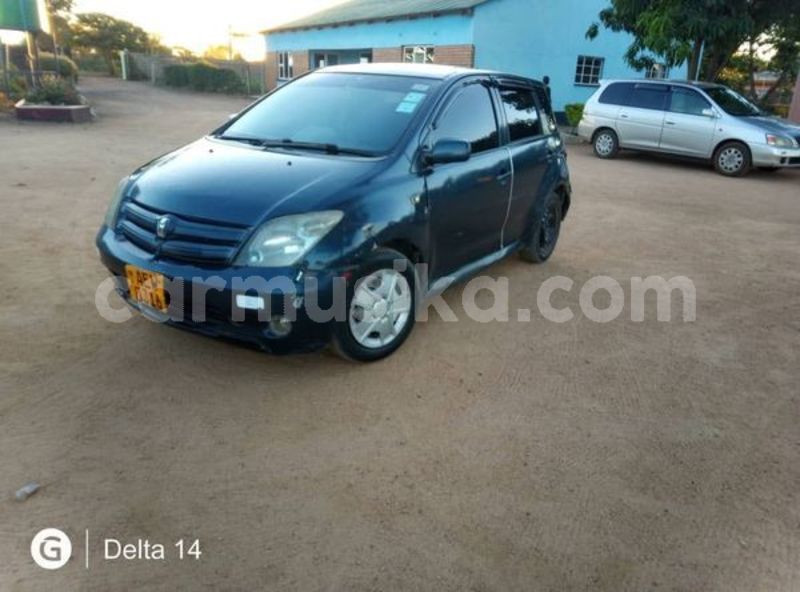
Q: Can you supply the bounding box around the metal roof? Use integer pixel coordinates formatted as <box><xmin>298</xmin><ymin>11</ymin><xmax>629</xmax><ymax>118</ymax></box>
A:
<box><xmin>262</xmin><ymin>0</ymin><xmax>490</xmax><ymax>34</ymax></box>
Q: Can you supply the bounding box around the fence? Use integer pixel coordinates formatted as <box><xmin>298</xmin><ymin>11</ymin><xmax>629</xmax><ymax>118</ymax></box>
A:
<box><xmin>125</xmin><ymin>52</ymin><xmax>266</xmax><ymax>96</ymax></box>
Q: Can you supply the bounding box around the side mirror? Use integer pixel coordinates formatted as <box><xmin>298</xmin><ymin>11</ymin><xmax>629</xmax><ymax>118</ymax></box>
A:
<box><xmin>701</xmin><ymin>108</ymin><xmax>716</xmax><ymax>118</ymax></box>
<box><xmin>424</xmin><ymin>139</ymin><xmax>471</xmax><ymax>166</ymax></box>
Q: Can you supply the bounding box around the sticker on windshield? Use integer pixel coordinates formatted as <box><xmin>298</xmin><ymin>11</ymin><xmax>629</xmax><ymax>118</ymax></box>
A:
<box><xmin>402</xmin><ymin>92</ymin><xmax>426</xmax><ymax>104</ymax></box>
<box><xmin>396</xmin><ymin>101</ymin><xmax>418</xmax><ymax>114</ymax></box>
<box><xmin>411</xmin><ymin>83</ymin><xmax>430</xmax><ymax>92</ymax></box>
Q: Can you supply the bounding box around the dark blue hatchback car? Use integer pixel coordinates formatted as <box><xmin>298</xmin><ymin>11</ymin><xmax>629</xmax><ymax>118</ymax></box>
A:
<box><xmin>97</xmin><ymin>63</ymin><xmax>571</xmax><ymax>361</ymax></box>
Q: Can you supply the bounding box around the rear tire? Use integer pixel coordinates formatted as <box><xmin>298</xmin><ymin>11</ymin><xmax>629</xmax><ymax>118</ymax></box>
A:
<box><xmin>713</xmin><ymin>141</ymin><xmax>751</xmax><ymax>177</ymax></box>
<box><xmin>593</xmin><ymin>129</ymin><xmax>619</xmax><ymax>159</ymax></box>
<box><xmin>520</xmin><ymin>192</ymin><xmax>563</xmax><ymax>264</ymax></box>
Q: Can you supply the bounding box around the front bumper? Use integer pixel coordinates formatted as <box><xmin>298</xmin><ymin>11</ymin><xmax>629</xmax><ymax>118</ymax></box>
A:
<box><xmin>96</xmin><ymin>227</ymin><xmax>340</xmax><ymax>354</ymax></box>
<box><xmin>750</xmin><ymin>143</ymin><xmax>800</xmax><ymax>168</ymax></box>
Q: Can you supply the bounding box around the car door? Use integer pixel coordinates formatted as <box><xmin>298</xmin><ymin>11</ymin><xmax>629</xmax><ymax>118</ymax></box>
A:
<box><xmin>658</xmin><ymin>87</ymin><xmax>718</xmax><ymax>157</ymax></box>
<box><xmin>423</xmin><ymin>80</ymin><xmax>512</xmax><ymax>278</ymax></box>
<box><xmin>494</xmin><ymin>83</ymin><xmax>552</xmax><ymax>246</ymax></box>
<box><xmin>616</xmin><ymin>83</ymin><xmax>669</xmax><ymax>149</ymax></box>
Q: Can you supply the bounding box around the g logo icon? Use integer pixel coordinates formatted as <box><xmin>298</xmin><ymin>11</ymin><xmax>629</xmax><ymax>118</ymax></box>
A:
<box><xmin>31</xmin><ymin>528</ymin><xmax>72</xmax><ymax>570</ymax></box>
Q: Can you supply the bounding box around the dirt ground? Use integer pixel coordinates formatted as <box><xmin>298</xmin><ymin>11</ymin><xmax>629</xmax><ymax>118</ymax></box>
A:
<box><xmin>1</xmin><ymin>76</ymin><xmax>798</xmax><ymax>591</ymax></box>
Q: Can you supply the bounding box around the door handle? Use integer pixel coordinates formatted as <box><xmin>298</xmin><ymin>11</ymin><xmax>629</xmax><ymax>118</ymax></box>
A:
<box><xmin>496</xmin><ymin>168</ymin><xmax>512</xmax><ymax>182</ymax></box>
<box><xmin>620</xmin><ymin>113</ymin><xmax>629</xmax><ymax>119</ymax></box>
<box><xmin>665</xmin><ymin>120</ymin><xmax>676</xmax><ymax>126</ymax></box>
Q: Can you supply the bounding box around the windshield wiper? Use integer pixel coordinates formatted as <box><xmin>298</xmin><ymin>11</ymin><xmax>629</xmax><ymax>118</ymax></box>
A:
<box><xmin>213</xmin><ymin>135</ymin><xmax>269</xmax><ymax>146</ymax></box>
<box><xmin>260</xmin><ymin>138</ymin><xmax>377</xmax><ymax>157</ymax></box>
<box><xmin>214</xmin><ymin>135</ymin><xmax>377</xmax><ymax>156</ymax></box>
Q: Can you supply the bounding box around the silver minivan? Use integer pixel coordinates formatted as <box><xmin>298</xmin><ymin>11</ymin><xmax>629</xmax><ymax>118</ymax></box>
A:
<box><xmin>578</xmin><ymin>80</ymin><xmax>800</xmax><ymax>177</ymax></box>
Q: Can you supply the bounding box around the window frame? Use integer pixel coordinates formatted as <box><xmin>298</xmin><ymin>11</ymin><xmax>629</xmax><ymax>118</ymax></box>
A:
<box><xmin>574</xmin><ymin>55</ymin><xmax>605</xmax><ymax>86</ymax></box>
<box><xmin>278</xmin><ymin>52</ymin><xmax>294</xmax><ymax>80</ymax></box>
<box><xmin>403</xmin><ymin>45</ymin><xmax>435</xmax><ymax>64</ymax></box>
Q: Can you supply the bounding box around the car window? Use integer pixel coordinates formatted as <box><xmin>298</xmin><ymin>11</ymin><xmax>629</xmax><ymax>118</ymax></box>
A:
<box><xmin>669</xmin><ymin>88</ymin><xmax>711</xmax><ymax>115</ymax></box>
<box><xmin>499</xmin><ymin>87</ymin><xmax>543</xmax><ymax>142</ymax></box>
<box><xmin>704</xmin><ymin>86</ymin><xmax>761</xmax><ymax>116</ymax></box>
<box><xmin>431</xmin><ymin>83</ymin><xmax>499</xmax><ymax>154</ymax></box>
<box><xmin>222</xmin><ymin>73</ymin><xmax>441</xmax><ymax>155</ymax></box>
<box><xmin>628</xmin><ymin>84</ymin><xmax>669</xmax><ymax>110</ymax></box>
<box><xmin>599</xmin><ymin>82</ymin><xmax>634</xmax><ymax>106</ymax></box>
<box><xmin>532</xmin><ymin>85</ymin><xmax>558</xmax><ymax>133</ymax></box>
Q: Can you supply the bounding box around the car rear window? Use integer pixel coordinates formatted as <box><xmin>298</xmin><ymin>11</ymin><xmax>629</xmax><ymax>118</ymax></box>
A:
<box><xmin>598</xmin><ymin>82</ymin><xmax>634</xmax><ymax>106</ymax></box>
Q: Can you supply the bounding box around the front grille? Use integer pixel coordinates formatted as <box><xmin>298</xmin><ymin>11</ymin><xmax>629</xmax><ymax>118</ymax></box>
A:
<box><xmin>118</xmin><ymin>200</ymin><xmax>250</xmax><ymax>265</ymax></box>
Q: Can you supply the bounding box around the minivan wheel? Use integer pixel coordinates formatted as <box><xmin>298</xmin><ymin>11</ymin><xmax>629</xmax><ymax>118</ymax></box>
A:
<box><xmin>332</xmin><ymin>248</ymin><xmax>416</xmax><ymax>362</ymax></box>
<box><xmin>593</xmin><ymin>129</ymin><xmax>619</xmax><ymax>159</ymax></box>
<box><xmin>714</xmin><ymin>141</ymin><xmax>751</xmax><ymax>177</ymax></box>
<box><xmin>520</xmin><ymin>193</ymin><xmax>562</xmax><ymax>264</ymax></box>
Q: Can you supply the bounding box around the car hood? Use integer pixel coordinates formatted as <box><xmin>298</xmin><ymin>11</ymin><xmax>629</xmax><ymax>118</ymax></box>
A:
<box><xmin>740</xmin><ymin>115</ymin><xmax>800</xmax><ymax>139</ymax></box>
<box><xmin>129</xmin><ymin>138</ymin><xmax>379</xmax><ymax>226</ymax></box>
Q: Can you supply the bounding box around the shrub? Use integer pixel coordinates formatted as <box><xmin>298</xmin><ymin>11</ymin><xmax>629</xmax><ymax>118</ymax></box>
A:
<box><xmin>24</xmin><ymin>76</ymin><xmax>82</xmax><ymax>106</ymax></box>
<box><xmin>8</xmin><ymin>75</ymin><xmax>29</xmax><ymax>101</ymax></box>
<box><xmin>0</xmin><ymin>91</ymin><xmax>15</xmax><ymax>112</ymax></box>
<box><xmin>564</xmin><ymin>103</ymin><xmax>585</xmax><ymax>128</ymax></box>
<box><xmin>37</xmin><ymin>52</ymin><xmax>79</xmax><ymax>82</ymax></box>
<box><xmin>163</xmin><ymin>62</ymin><xmax>245</xmax><ymax>93</ymax></box>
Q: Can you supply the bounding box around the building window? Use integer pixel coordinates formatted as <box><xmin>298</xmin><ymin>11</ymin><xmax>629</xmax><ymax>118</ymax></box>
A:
<box><xmin>278</xmin><ymin>52</ymin><xmax>293</xmax><ymax>79</ymax></box>
<box><xmin>312</xmin><ymin>52</ymin><xmax>340</xmax><ymax>69</ymax></box>
<box><xmin>403</xmin><ymin>46</ymin><xmax>434</xmax><ymax>64</ymax></box>
<box><xmin>574</xmin><ymin>55</ymin><xmax>604</xmax><ymax>86</ymax></box>
<box><xmin>646</xmin><ymin>64</ymin><xmax>670</xmax><ymax>79</ymax></box>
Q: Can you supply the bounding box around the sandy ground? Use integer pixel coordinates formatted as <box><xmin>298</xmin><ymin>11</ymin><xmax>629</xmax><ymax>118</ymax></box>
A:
<box><xmin>1</xmin><ymin>76</ymin><xmax>799</xmax><ymax>591</ymax></box>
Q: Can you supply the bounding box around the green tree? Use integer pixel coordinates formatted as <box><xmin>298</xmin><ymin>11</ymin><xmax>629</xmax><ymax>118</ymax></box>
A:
<box><xmin>70</xmin><ymin>13</ymin><xmax>151</xmax><ymax>74</ymax></box>
<box><xmin>587</xmin><ymin>0</ymin><xmax>799</xmax><ymax>81</ymax></box>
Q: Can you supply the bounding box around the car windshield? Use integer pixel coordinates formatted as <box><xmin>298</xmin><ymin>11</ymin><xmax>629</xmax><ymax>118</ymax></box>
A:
<box><xmin>704</xmin><ymin>86</ymin><xmax>761</xmax><ymax>117</ymax></box>
<box><xmin>220</xmin><ymin>73</ymin><xmax>440</xmax><ymax>155</ymax></box>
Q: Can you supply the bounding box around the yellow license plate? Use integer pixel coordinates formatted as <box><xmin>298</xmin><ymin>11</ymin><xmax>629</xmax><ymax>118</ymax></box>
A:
<box><xmin>125</xmin><ymin>265</ymin><xmax>168</xmax><ymax>313</ymax></box>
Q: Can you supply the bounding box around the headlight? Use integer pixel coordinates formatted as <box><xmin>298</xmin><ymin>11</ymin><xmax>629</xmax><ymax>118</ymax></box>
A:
<box><xmin>766</xmin><ymin>134</ymin><xmax>796</xmax><ymax>148</ymax></box>
<box><xmin>235</xmin><ymin>211</ymin><xmax>343</xmax><ymax>268</ymax></box>
<box><xmin>104</xmin><ymin>177</ymin><xmax>130</xmax><ymax>229</ymax></box>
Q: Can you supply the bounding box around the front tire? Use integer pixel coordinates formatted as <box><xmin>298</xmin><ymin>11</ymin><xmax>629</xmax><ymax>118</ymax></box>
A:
<box><xmin>520</xmin><ymin>193</ymin><xmax>563</xmax><ymax>264</ymax></box>
<box><xmin>593</xmin><ymin>129</ymin><xmax>619</xmax><ymax>159</ymax></box>
<box><xmin>714</xmin><ymin>141</ymin><xmax>751</xmax><ymax>177</ymax></box>
<box><xmin>332</xmin><ymin>248</ymin><xmax>416</xmax><ymax>362</ymax></box>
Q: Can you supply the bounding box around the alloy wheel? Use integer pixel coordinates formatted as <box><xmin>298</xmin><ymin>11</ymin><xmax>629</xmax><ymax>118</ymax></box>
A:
<box><xmin>595</xmin><ymin>133</ymin><xmax>615</xmax><ymax>157</ymax></box>
<box><xmin>538</xmin><ymin>202</ymin><xmax>560</xmax><ymax>257</ymax></box>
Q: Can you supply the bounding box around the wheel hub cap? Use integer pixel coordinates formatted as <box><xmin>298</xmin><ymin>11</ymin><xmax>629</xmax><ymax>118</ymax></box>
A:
<box><xmin>596</xmin><ymin>134</ymin><xmax>613</xmax><ymax>155</ymax></box>
<box><xmin>349</xmin><ymin>269</ymin><xmax>412</xmax><ymax>349</ymax></box>
<box><xmin>720</xmin><ymin>148</ymin><xmax>744</xmax><ymax>173</ymax></box>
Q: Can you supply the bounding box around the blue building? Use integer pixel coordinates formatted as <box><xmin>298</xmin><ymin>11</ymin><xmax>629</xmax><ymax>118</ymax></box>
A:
<box><xmin>262</xmin><ymin>0</ymin><xmax>680</xmax><ymax>116</ymax></box>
